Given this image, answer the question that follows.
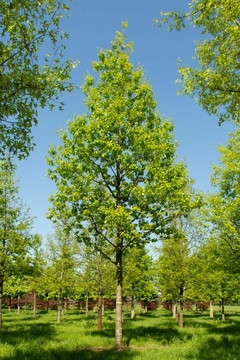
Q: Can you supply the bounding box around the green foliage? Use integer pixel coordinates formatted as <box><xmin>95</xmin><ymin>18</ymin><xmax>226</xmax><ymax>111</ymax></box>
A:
<box><xmin>0</xmin><ymin>0</ymin><xmax>78</xmax><ymax>159</ymax></box>
<box><xmin>155</xmin><ymin>0</ymin><xmax>240</xmax><ymax>124</ymax></box>
<box><xmin>41</xmin><ymin>221</ymin><xmax>82</xmax><ymax>300</ymax></box>
<box><xmin>209</xmin><ymin>128</ymin><xmax>240</xmax><ymax>270</ymax></box>
<box><xmin>1</xmin><ymin>308</ymin><xmax>240</xmax><ymax>359</ymax></box>
<box><xmin>46</xmin><ymin>26</ymin><xmax>191</xmax><ymax>258</ymax></box>
<box><xmin>123</xmin><ymin>247</ymin><xmax>156</xmax><ymax>301</ymax></box>
<box><xmin>0</xmin><ymin>159</ymin><xmax>36</xmax><ymax>288</ymax></box>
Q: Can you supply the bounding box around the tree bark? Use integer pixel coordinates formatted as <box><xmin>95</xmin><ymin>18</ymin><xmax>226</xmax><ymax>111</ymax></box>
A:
<box><xmin>115</xmin><ymin>249</ymin><xmax>123</xmax><ymax>349</ymax></box>
<box><xmin>86</xmin><ymin>292</ymin><xmax>89</xmax><ymax>317</ymax></box>
<box><xmin>0</xmin><ymin>281</ymin><xmax>3</xmax><ymax>331</ymax></box>
<box><xmin>209</xmin><ymin>299</ymin><xmax>214</xmax><ymax>318</ymax></box>
<box><xmin>173</xmin><ymin>302</ymin><xmax>178</xmax><ymax>320</ymax></box>
<box><xmin>98</xmin><ymin>253</ymin><xmax>103</xmax><ymax>330</ymax></box>
<box><xmin>179</xmin><ymin>283</ymin><xmax>184</xmax><ymax>328</ymax></box>
<box><xmin>33</xmin><ymin>289</ymin><xmax>36</xmax><ymax>318</ymax></box>
<box><xmin>17</xmin><ymin>295</ymin><xmax>20</xmax><ymax>315</ymax></box>
<box><xmin>221</xmin><ymin>298</ymin><xmax>225</xmax><ymax>321</ymax></box>
<box><xmin>57</xmin><ymin>289</ymin><xmax>62</xmax><ymax>324</ymax></box>
<box><xmin>131</xmin><ymin>294</ymin><xmax>135</xmax><ymax>319</ymax></box>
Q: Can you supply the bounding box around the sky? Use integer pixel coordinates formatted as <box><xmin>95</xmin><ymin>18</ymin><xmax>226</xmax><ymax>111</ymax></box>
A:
<box><xmin>16</xmin><ymin>0</ymin><xmax>234</xmax><ymax>241</ymax></box>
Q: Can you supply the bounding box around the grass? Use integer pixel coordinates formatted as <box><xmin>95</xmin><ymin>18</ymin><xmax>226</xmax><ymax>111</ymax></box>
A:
<box><xmin>0</xmin><ymin>306</ymin><xmax>240</xmax><ymax>359</ymax></box>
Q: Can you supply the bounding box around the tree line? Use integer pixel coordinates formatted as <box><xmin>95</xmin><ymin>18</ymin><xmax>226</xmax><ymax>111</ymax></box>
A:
<box><xmin>0</xmin><ymin>0</ymin><xmax>239</xmax><ymax>350</ymax></box>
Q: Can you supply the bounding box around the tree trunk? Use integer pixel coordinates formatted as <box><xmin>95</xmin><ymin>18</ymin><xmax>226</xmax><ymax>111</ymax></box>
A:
<box><xmin>179</xmin><ymin>283</ymin><xmax>184</xmax><ymax>328</ymax></box>
<box><xmin>102</xmin><ymin>301</ymin><xmax>105</xmax><ymax>316</ymax></box>
<box><xmin>173</xmin><ymin>302</ymin><xmax>178</xmax><ymax>320</ymax></box>
<box><xmin>17</xmin><ymin>295</ymin><xmax>20</xmax><ymax>315</ymax></box>
<box><xmin>221</xmin><ymin>298</ymin><xmax>225</xmax><ymax>321</ymax></box>
<box><xmin>8</xmin><ymin>297</ymin><xmax>11</xmax><ymax>312</ymax></box>
<box><xmin>131</xmin><ymin>294</ymin><xmax>135</xmax><ymax>319</ymax></box>
<box><xmin>115</xmin><ymin>249</ymin><xmax>123</xmax><ymax>349</ymax></box>
<box><xmin>98</xmin><ymin>253</ymin><xmax>103</xmax><ymax>330</ymax></box>
<box><xmin>57</xmin><ymin>289</ymin><xmax>62</xmax><ymax>324</ymax></box>
<box><xmin>209</xmin><ymin>299</ymin><xmax>214</xmax><ymax>318</ymax></box>
<box><xmin>33</xmin><ymin>289</ymin><xmax>36</xmax><ymax>318</ymax></box>
<box><xmin>57</xmin><ymin>299</ymin><xmax>61</xmax><ymax>324</ymax></box>
<box><xmin>86</xmin><ymin>292</ymin><xmax>89</xmax><ymax>317</ymax></box>
<box><xmin>0</xmin><ymin>281</ymin><xmax>3</xmax><ymax>331</ymax></box>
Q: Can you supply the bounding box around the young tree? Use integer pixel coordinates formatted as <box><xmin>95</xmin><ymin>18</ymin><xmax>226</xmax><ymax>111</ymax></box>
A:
<box><xmin>0</xmin><ymin>159</ymin><xmax>35</xmax><ymax>330</ymax></box>
<box><xmin>47</xmin><ymin>24</ymin><xmax>192</xmax><ymax>348</ymax></box>
<box><xmin>43</xmin><ymin>221</ymin><xmax>82</xmax><ymax>324</ymax></box>
<box><xmin>155</xmin><ymin>1</ymin><xmax>240</xmax><ymax>124</ymax></box>
<box><xmin>209</xmin><ymin>128</ymin><xmax>240</xmax><ymax>268</ymax></box>
<box><xmin>156</xmin><ymin>229</ymin><xmax>193</xmax><ymax>328</ymax></box>
<box><xmin>0</xmin><ymin>0</ymin><xmax>78</xmax><ymax>159</ymax></box>
<box><xmin>123</xmin><ymin>247</ymin><xmax>155</xmax><ymax>318</ymax></box>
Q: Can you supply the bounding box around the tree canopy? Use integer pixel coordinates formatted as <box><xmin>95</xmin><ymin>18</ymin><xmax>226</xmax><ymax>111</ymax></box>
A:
<box><xmin>0</xmin><ymin>0</ymin><xmax>78</xmax><ymax>159</ymax></box>
<box><xmin>46</xmin><ymin>24</ymin><xmax>192</xmax><ymax>347</ymax></box>
<box><xmin>155</xmin><ymin>0</ymin><xmax>240</xmax><ymax>124</ymax></box>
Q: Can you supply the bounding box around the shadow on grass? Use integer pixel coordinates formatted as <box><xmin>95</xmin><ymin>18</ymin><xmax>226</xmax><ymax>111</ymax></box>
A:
<box><xmin>2</xmin><ymin>346</ymin><xmax>137</xmax><ymax>360</ymax></box>
<box><xmin>0</xmin><ymin>323</ymin><xmax>56</xmax><ymax>346</ymax></box>
<box><xmin>124</xmin><ymin>325</ymin><xmax>192</xmax><ymax>346</ymax></box>
<box><xmin>189</xmin><ymin>335</ymin><xmax>240</xmax><ymax>360</ymax></box>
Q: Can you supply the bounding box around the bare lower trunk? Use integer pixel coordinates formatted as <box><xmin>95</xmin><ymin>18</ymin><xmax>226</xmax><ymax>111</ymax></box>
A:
<box><xmin>98</xmin><ymin>253</ymin><xmax>103</xmax><ymax>330</ymax></box>
<box><xmin>221</xmin><ymin>298</ymin><xmax>225</xmax><ymax>321</ymax></box>
<box><xmin>209</xmin><ymin>299</ymin><xmax>214</xmax><ymax>318</ymax></box>
<box><xmin>57</xmin><ymin>299</ymin><xmax>61</xmax><ymax>324</ymax></box>
<box><xmin>131</xmin><ymin>295</ymin><xmax>135</xmax><ymax>319</ymax></box>
<box><xmin>33</xmin><ymin>290</ymin><xmax>36</xmax><ymax>318</ymax></box>
<box><xmin>57</xmin><ymin>289</ymin><xmax>62</xmax><ymax>324</ymax></box>
<box><xmin>86</xmin><ymin>293</ymin><xmax>89</xmax><ymax>317</ymax></box>
<box><xmin>179</xmin><ymin>283</ymin><xmax>184</xmax><ymax>328</ymax></box>
<box><xmin>173</xmin><ymin>302</ymin><xmax>178</xmax><ymax>321</ymax></box>
<box><xmin>17</xmin><ymin>295</ymin><xmax>20</xmax><ymax>315</ymax></box>
<box><xmin>0</xmin><ymin>281</ymin><xmax>3</xmax><ymax>331</ymax></box>
<box><xmin>115</xmin><ymin>249</ymin><xmax>123</xmax><ymax>349</ymax></box>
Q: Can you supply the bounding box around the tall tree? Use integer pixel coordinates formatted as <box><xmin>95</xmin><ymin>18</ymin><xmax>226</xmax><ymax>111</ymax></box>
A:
<box><xmin>0</xmin><ymin>159</ymin><xmax>35</xmax><ymax>330</ymax></box>
<box><xmin>155</xmin><ymin>0</ymin><xmax>240</xmax><ymax>124</ymax></box>
<box><xmin>47</xmin><ymin>24</ymin><xmax>192</xmax><ymax>348</ymax></box>
<box><xmin>0</xmin><ymin>0</ymin><xmax>78</xmax><ymax>159</ymax></box>
<box><xmin>209</xmin><ymin>128</ymin><xmax>240</xmax><ymax>267</ymax></box>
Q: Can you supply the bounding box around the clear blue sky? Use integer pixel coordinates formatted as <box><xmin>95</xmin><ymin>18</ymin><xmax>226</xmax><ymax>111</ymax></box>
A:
<box><xmin>16</xmin><ymin>0</ymin><xmax>234</xmax><ymax>241</ymax></box>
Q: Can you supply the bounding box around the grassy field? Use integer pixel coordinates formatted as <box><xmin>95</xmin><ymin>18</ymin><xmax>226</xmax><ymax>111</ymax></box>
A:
<box><xmin>0</xmin><ymin>306</ymin><xmax>240</xmax><ymax>360</ymax></box>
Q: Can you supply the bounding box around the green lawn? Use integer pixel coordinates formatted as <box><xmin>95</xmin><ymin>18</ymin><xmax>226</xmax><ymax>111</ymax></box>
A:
<box><xmin>0</xmin><ymin>307</ymin><xmax>240</xmax><ymax>359</ymax></box>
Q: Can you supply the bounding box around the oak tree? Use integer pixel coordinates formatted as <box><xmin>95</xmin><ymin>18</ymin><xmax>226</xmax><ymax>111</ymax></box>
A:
<box><xmin>47</xmin><ymin>24</ymin><xmax>191</xmax><ymax>348</ymax></box>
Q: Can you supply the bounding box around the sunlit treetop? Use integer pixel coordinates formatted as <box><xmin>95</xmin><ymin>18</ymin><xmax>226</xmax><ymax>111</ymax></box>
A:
<box><xmin>155</xmin><ymin>0</ymin><xmax>240</xmax><ymax>125</ymax></box>
<box><xmin>0</xmin><ymin>0</ymin><xmax>79</xmax><ymax>159</ymax></box>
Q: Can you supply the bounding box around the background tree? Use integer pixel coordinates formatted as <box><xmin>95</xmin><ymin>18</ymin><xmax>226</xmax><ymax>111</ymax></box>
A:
<box><xmin>156</xmin><ymin>228</ymin><xmax>192</xmax><ymax>328</ymax></box>
<box><xmin>156</xmin><ymin>0</ymin><xmax>240</xmax><ymax>124</ymax></box>
<box><xmin>0</xmin><ymin>0</ymin><xmax>78</xmax><ymax>159</ymax></box>
<box><xmin>207</xmin><ymin>127</ymin><xmax>240</xmax><ymax>289</ymax></box>
<box><xmin>123</xmin><ymin>246</ymin><xmax>156</xmax><ymax>318</ymax></box>
<box><xmin>0</xmin><ymin>159</ymin><xmax>35</xmax><ymax>330</ymax></box>
<box><xmin>43</xmin><ymin>221</ymin><xmax>82</xmax><ymax>324</ymax></box>
<box><xmin>47</xmin><ymin>24</ymin><xmax>192</xmax><ymax>348</ymax></box>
